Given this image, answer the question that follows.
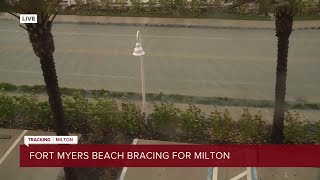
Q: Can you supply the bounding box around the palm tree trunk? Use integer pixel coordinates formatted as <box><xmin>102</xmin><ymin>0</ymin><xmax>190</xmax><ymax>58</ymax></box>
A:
<box><xmin>39</xmin><ymin>49</ymin><xmax>68</xmax><ymax>136</ymax></box>
<box><xmin>27</xmin><ymin>26</ymin><xmax>77</xmax><ymax>180</ymax></box>
<box><xmin>271</xmin><ymin>36</ymin><xmax>289</xmax><ymax>144</ymax></box>
<box><xmin>271</xmin><ymin>5</ymin><xmax>293</xmax><ymax>144</ymax></box>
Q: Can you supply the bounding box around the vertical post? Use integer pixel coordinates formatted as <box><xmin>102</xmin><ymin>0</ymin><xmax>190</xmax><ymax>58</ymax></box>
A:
<box><xmin>140</xmin><ymin>56</ymin><xmax>147</xmax><ymax>124</ymax></box>
<box><xmin>207</xmin><ymin>167</ymin><xmax>218</xmax><ymax>180</ymax></box>
<box><xmin>67</xmin><ymin>0</ymin><xmax>71</xmax><ymax>6</ymax></box>
<box><xmin>247</xmin><ymin>167</ymin><xmax>258</xmax><ymax>180</ymax></box>
<box><xmin>247</xmin><ymin>167</ymin><xmax>252</xmax><ymax>180</ymax></box>
<box><xmin>251</xmin><ymin>167</ymin><xmax>258</xmax><ymax>180</ymax></box>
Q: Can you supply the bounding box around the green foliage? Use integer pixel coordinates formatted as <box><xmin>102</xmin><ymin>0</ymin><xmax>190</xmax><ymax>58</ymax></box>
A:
<box><xmin>297</xmin><ymin>0</ymin><xmax>320</xmax><ymax>15</ymax></box>
<box><xmin>0</xmin><ymin>83</ymin><xmax>17</xmax><ymax>91</ymax></box>
<box><xmin>151</xmin><ymin>102</ymin><xmax>182</xmax><ymax>140</ymax></box>
<box><xmin>85</xmin><ymin>0</ymin><xmax>102</xmax><ymax>9</ymax></box>
<box><xmin>119</xmin><ymin>99</ymin><xmax>144</xmax><ymax>137</ymax></box>
<box><xmin>62</xmin><ymin>93</ymin><xmax>94</xmax><ymax>135</ymax></box>
<box><xmin>0</xmin><ymin>92</ymin><xmax>18</xmax><ymax>127</ymax></box>
<box><xmin>0</xmin><ymin>92</ymin><xmax>53</xmax><ymax>130</ymax></box>
<box><xmin>115</xmin><ymin>0</ymin><xmax>128</xmax><ymax>11</ymax></box>
<box><xmin>316</xmin><ymin>121</ymin><xmax>320</xmax><ymax>141</ymax></box>
<box><xmin>176</xmin><ymin>0</ymin><xmax>189</xmax><ymax>13</ymax></box>
<box><xmin>130</xmin><ymin>0</ymin><xmax>143</xmax><ymax>13</ymax></box>
<box><xmin>0</xmin><ymin>93</ymin><xmax>318</xmax><ymax>144</ymax></box>
<box><xmin>158</xmin><ymin>0</ymin><xmax>173</xmax><ymax>11</ymax></box>
<box><xmin>284</xmin><ymin>111</ymin><xmax>319</xmax><ymax>143</ymax></box>
<box><xmin>147</xmin><ymin>0</ymin><xmax>158</xmax><ymax>12</ymax></box>
<box><xmin>13</xmin><ymin>94</ymin><xmax>48</xmax><ymax>129</ymax></box>
<box><xmin>180</xmin><ymin>104</ymin><xmax>208</xmax><ymax>142</ymax></box>
<box><xmin>100</xmin><ymin>0</ymin><xmax>113</xmax><ymax>9</ymax></box>
<box><xmin>91</xmin><ymin>97</ymin><xmax>120</xmax><ymax>135</ymax></box>
<box><xmin>57</xmin><ymin>0</ymin><xmax>320</xmax><ymax>17</ymax></box>
<box><xmin>208</xmin><ymin>108</ymin><xmax>234</xmax><ymax>142</ymax></box>
<box><xmin>3</xmin><ymin>0</ymin><xmax>62</xmax><ymax>26</ymax></box>
<box><xmin>189</xmin><ymin>0</ymin><xmax>204</xmax><ymax>17</ymax></box>
<box><xmin>237</xmin><ymin>109</ymin><xmax>267</xmax><ymax>143</ymax></box>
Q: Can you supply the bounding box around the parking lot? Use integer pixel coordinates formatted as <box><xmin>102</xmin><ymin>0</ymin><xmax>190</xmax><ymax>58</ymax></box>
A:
<box><xmin>1</xmin><ymin>129</ymin><xmax>319</xmax><ymax>180</ymax></box>
<box><xmin>0</xmin><ymin>128</ymin><xmax>62</xmax><ymax>180</ymax></box>
<box><xmin>121</xmin><ymin>139</ymin><xmax>320</xmax><ymax>180</ymax></box>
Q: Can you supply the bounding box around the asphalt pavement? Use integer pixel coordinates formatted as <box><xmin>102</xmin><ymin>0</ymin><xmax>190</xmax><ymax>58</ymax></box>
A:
<box><xmin>0</xmin><ymin>19</ymin><xmax>320</xmax><ymax>101</ymax></box>
<box><xmin>0</xmin><ymin>128</ymin><xmax>62</xmax><ymax>180</ymax></box>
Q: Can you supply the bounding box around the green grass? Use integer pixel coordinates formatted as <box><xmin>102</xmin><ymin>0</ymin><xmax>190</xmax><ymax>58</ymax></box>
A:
<box><xmin>294</xmin><ymin>15</ymin><xmax>320</xmax><ymax>20</ymax></box>
<box><xmin>199</xmin><ymin>13</ymin><xmax>272</xmax><ymax>21</ymax></box>
<box><xmin>1</xmin><ymin>82</ymin><xmax>320</xmax><ymax>110</ymax></box>
<box><xmin>61</xmin><ymin>11</ymin><xmax>272</xmax><ymax>20</ymax></box>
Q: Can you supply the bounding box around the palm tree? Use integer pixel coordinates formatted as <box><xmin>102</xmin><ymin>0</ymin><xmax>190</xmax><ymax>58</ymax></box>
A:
<box><xmin>271</xmin><ymin>0</ymin><xmax>293</xmax><ymax>143</ymax></box>
<box><xmin>1</xmin><ymin>0</ymin><xmax>77</xmax><ymax>179</ymax></box>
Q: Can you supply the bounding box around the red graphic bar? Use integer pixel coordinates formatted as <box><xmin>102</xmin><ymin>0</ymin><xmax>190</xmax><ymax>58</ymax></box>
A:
<box><xmin>20</xmin><ymin>145</ymin><xmax>320</xmax><ymax>167</ymax></box>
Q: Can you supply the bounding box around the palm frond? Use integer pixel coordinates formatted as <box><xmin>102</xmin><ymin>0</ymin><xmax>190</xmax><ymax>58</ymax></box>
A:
<box><xmin>272</xmin><ymin>0</ymin><xmax>299</xmax><ymax>15</ymax></box>
<box><xmin>0</xmin><ymin>0</ymin><xmax>16</xmax><ymax>13</ymax></box>
<box><xmin>7</xmin><ymin>12</ymin><xmax>19</xmax><ymax>19</ymax></box>
<box><xmin>3</xmin><ymin>0</ymin><xmax>62</xmax><ymax>25</ymax></box>
<box><xmin>19</xmin><ymin>24</ymin><xmax>29</xmax><ymax>31</ymax></box>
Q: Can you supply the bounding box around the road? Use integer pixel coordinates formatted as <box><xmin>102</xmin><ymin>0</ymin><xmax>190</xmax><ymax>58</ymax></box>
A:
<box><xmin>0</xmin><ymin>19</ymin><xmax>320</xmax><ymax>101</ymax></box>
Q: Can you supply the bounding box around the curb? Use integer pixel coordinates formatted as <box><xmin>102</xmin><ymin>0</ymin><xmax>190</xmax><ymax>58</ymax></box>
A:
<box><xmin>52</xmin><ymin>21</ymin><xmax>320</xmax><ymax>30</ymax></box>
<box><xmin>54</xmin><ymin>21</ymin><xmax>275</xmax><ymax>30</ymax></box>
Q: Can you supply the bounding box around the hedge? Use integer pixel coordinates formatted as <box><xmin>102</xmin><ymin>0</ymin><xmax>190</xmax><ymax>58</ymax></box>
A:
<box><xmin>59</xmin><ymin>0</ymin><xmax>320</xmax><ymax>19</ymax></box>
<box><xmin>0</xmin><ymin>92</ymin><xmax>319</xmax><ymax>144</ymax></box>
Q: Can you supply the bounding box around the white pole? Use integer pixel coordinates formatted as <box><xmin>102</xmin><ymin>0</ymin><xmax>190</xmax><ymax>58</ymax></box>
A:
<box><xmin>246</xmin><ymin>167</ymin><xmax>252</xmax><ymax>180</ymax></box>
<box><xmin>67</xmin><ymin>0</ymin><xmax>71</xmax><ymax>6</ymax></box>
<box><xmin>140</xmin><ymin>56</ymin><xmax>147</xmax><ymax>124</ymax></box>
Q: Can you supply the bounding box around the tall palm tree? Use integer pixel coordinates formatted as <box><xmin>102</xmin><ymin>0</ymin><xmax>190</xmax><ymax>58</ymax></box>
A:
<box><xmin>1</xmin><ymin>0</ymin><xmax>77</xmax><ymax>179</ymax></box>
<box><xmin>271</xmin><ymin>0</ymin><xmax>293</xmax><ymax>143</ymax></box>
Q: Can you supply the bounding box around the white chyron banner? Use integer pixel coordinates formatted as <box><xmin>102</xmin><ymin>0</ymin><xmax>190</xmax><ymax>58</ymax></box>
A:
<box><xmin>24</xmin><ymin>136</ymin><xmax>78</xmax><ymax>147</ymax></box>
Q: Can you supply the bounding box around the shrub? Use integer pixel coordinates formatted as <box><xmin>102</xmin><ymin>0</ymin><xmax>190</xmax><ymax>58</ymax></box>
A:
<box><xmin>180</xmin><ymin>104</ymin><xmax>208</xmax><ymax>142</ymax></box>
<box><xmin>284</xmin><ymin>111</ymin><xmax>319</xmax><ymax>144</ymax></box>
<box><xmin>151</xmin><ymin>102</ymin><xmax>182</xmax><ymax>141</ymax></box>
<box><xmin>189</xmin><ymin>0</ymin><xmax>204</xmax><ymax>17</ymax></box>
<box><xmin>130</xmin><ymin>0</ymin><xmax>143</xmax><ymax>13</ymax></box>
<box><xmin>119</xmin><ymin>99</ymin><xmax>144</xmax><ymax>137</ymax></box>
<box><xmin>13</xmin><ymin>94</ymin><xmax>45</xmax><ymax>129</ymax></box>
<box><xmin>36</xmin><ymin>101</ymin><xmax>54</xmax><ymax>131</ymax></box>
<box><xmin>100</xmin><ymin>0</ymin><xmax>113</xmax><ymax>9</ymax></box>
<box><xmin>0</xmin><ymin>83</ymin><xmax>17</xmax><ymax>91</ymax></box>
<box><xmin>208</xmin><ymin>108</ymin><xmax>234</xmax><ymax>143</ymax></box>
<box><xmin>0</xmin><ymin>93</ymin><xmax>53</xmax><ymax>130</ymax></box>
<box><xmin>0</xmin><ymin>93</ymin><xmax>318</xmax><ymax>144</ymax></box>
<box><xmin>237</xmin><ymin>109</ymin><xmax>267</xmax><ymax>143</ymax></box>
<box><xmin>176</xmin><ymin>0</ymin><xmax>189</xmax><ymax>13</ymax></box>
<box><xmin>147</xmin><ymin>0</ymin><xmax>159</xmax><ymax>12</ymax></box>
<box><xmin>115</xmin><ymin>0</ymin><xmax>128</xmax><ymax>12</ymax></box>
<box><xmin>91</xmin><ymin>97</ymin><xmax>120</xmax><ymax>135</ymax></box>
<box><xmin>0</xmin><ymin>92</ymin><xmax>18</xmax><ymax>127</ymax></box>
<box><xmin>62</xmin><ymin>94</ymin><xmax>94</xmax><ymax>135</ymax></box>
<box><xmin>158</xmin><ymin>0</ymin><xmax>173</xmax><ymax>12</ymax></box>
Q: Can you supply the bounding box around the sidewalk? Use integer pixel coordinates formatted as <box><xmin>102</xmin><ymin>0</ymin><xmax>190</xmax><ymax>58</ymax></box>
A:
<box><xmin>54</xmin><ymin>15</ymin><xmax>320</xmax><ymax>30</ymax></box>
<box><xmin>2</xmin><ymin>13</ymin><xmax>320</xmax><ymax>30</ymax></box>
